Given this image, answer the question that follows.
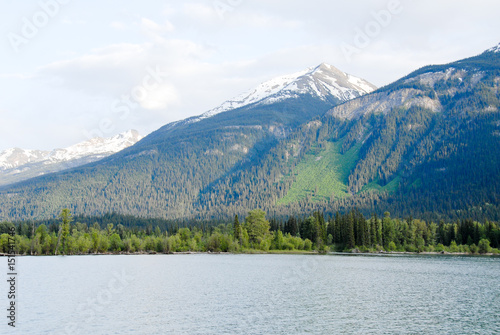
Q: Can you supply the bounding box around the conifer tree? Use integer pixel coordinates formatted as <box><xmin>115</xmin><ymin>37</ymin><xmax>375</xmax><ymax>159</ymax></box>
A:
<box><xmin>55</xmin><ymin>208</ymin><xmax>72</xmax><ymax>255</ymax></box>
<box><xmin>233</xmin><ymin>215</ymin><xmax>241</xmax><ymax>244</ymax></box>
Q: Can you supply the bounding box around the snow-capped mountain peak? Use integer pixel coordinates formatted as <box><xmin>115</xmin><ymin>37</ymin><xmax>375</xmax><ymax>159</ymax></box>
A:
<box><xmin>486</xmin><ymin>42</ymin><xmax>500</xmax><ymax>53</ymax></box>
<box><xmin>0</xmin><ymin>130</ymin><xmax>142</xmax><ymax>186</ymax></box>
<box><xmin>0</xmin><ymin>148</ymin><xmax>47</xmax><ymax>170</ymax></box>
<box><xmin>46</xmin><ymin>129</ymin><xmax>142</xmax><ymax>162</ymax></box>
<box><xmin>191</xmin><ymin>63</ymin><xmax>377</xmax><ymax>122</ymax></box>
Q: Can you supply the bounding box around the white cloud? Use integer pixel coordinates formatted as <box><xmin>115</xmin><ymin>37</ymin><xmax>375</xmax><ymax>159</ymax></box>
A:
<box><xmin>38</xmin><ymin>43</ymin><xmax>146</xmax><ymax>95</ymax></box>
<box><xmin>36</xmin><ymin>37</ymin><xmax>215</xmax><ymax>97</ymax></box>
<box><xmin>110</xmin><ymin>21</ymin><xmax>127</xmax><ymax>30</ymax></box>
<box><xmin>61</xmin><ymin>17</ymin><xmax>87</xmax><ymax>25</ymax></box>
<box><xmin>139</xmin><ymin>83</ymin><xmax>180</xmax><ymax>110</ymax></box>
<box><xmin>138</xmin><ymin>17</ymin><xmax>175</xmax><ymax>44</ymax></box>
<box><xmin>0</xmin><ymin>73</ymin><xmax>32</xmax><ymax>80</ymax></box>
<box><xmin>181</xmin><ymin>3</ymin><xmax>219</xmax><ymax>22</ymax></box>
<box><xmin>161</xmin><ymin>5</ymin><xmax>177</xmax><ymax>17</ymax></box>
<box><xmin>141</xmin><ymin>17</ymin><xmax>174</xmax><ymax>35</ymax></box>
<box><xmin>229</xmin><ymin>11</ymin><xmax>303</xmax><ymax>30</ymax></box>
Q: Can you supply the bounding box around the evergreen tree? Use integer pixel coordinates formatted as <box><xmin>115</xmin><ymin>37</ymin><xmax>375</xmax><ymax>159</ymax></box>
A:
<box><xmin>284</xmin><ymin>216</ymin><xmax>299</xmax><ymax>237</ymax></box>
<box><xmin>382</xmin><ymin>212</ymin><xmax>394</xmax><ymax>249</ymax></box>
<box><xmin>245</xmin><ymin>209</ymin><xmax>270</xmax><ymax>243</ymax></box>
<box><xmin>233</xmin><ymin>215</ymin><xmax>241</xmax><ymax>244</ymax></box>
<box><xmin>300</xmin><ymin>216</ymin><xmax>315</xmax><ymax>242</ymax></box>
<box><xmin>346</xmin><ymin>211</ymin><xmax>355</xmax><ymax>249</ymax></box>
<box><xmin>334</xmin><ymin>212</ymin><xmax>342</xmax><ymax>244</ymax></box>
<box><xmin>370</xmin><ymin>213</ymin><xmax>378</xmax><ymax>246</ymax></box>
<box><xmin>56</xmin><ymin>208</ymin><xmax>72</xmax><ymax>255</ymax></box>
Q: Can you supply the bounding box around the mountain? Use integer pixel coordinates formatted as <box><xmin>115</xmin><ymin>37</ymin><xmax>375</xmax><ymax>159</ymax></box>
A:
<box><xmin>0</xmin><ymin>64</ymin><xmax>375</xmax><ymax>221</ymax></box>
<box><xmin>206</xmin><ymin>43</ymin><xmax>500</xmax><ymax>221</ymax></box>
<box><xmin>487</xmin><ymin>42</ymin><xmax>500</xmax><ymax>53</ymax></box>
<box><xmin>188</xmin><ymin>63</ymin><xmax>376</xmax><ymax>123</ymax></box>
<box><xmin>2</xmin><ymin>44</ymin><xmax>500</xmax><ymax>223</ymax></box>
<box><xmin>0</xmin><ymin>130</ymin><xmax>142</xmax><ymax>186</ymax></box>
<box><xmin>170</xmin><ymin>44</ymin><xmax>500</xmax><ymax>222</ymax></box>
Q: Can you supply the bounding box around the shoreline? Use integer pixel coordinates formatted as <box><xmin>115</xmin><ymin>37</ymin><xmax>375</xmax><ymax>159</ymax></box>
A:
<box><xmin>1</xmin><ymin>250</ymin><xmax>499</xmax><ymax>257</ymax></box>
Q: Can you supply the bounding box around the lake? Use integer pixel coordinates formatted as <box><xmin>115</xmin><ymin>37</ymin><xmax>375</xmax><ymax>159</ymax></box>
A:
<box><xmin>3</xmin><ymin>254</ymin><xmax>500</xmax><ymax>334</ymax></box>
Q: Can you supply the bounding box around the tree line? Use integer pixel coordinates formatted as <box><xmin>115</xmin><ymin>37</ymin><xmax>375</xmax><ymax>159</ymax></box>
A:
<box><xmin>0</xmin><ymin>208</ymin><xmax>499</xmax><ymax>255</ymax></box>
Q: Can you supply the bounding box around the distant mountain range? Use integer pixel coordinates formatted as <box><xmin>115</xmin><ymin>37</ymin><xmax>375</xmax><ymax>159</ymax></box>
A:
<box><xmin>0</xmin><ymin>130</ymin><xmax>142</xmax><ymax>186</ymax></box>
<box><xmin>1</xmin><ymin>44</ymin><xmax>500</xmax><ymax>223</ymax></box>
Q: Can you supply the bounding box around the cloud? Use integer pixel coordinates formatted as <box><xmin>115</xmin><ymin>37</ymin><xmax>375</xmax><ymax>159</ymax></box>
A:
<box><xmin>36</xmin><ymin>37</ymin><xmax>214</xmax><ymax>97</ymax></box>
<box><xmin>139</xmin><ymin>83</ymin><xmax>180</xmax><ymax>110</ymax></box>
<box><xmin>140</xmin><ymin>17</ymin><xmax>175</xmax><ymax>42</ymax></box>
<box><xmin>181</xmin><ymin>3</ymin><xmax>219</xmax><ymax>22</ymax></box>
<box><xmin>110</xmin><ymin>21</ymin><xmax>127</xmax><ymax>30</ymax></box>
<box><xmin>227</xmin><ymin>11</ymin><xmax>303</xmax><ymax>30</ymax></box>
<box><xmin>141</xmin><ymin>18</ymin><xmax>174</xmax><ymax>33</ymax></box>
<box><xmin>38</xmin><ymin>43</ymin><xmax>146</xmax><ymax>95</ymax></box>
<box><xmin>0</xmin><ymin>73</ymin><xmax>32</xmax><ymax>80</ymax></box>
<box><xmin>161</xmin><ymin>5</ymin><xmax>177</xmax><ymax>17</ymax></box>
<box><xmin>61</xmin><ymin>17</ymin><xmax>87</xmax><ymax>25</ymax></box>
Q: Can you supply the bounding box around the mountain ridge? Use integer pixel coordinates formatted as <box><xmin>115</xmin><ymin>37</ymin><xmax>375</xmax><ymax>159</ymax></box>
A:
<box><xmin>185</xmin><ymin>63</ymin><xmax>376</xmax><ymax>124</ymax></box>
<box><xmin>0</xmin><ymin>129</ymin><xmax>142</xmax><ymax>186</ymax></box>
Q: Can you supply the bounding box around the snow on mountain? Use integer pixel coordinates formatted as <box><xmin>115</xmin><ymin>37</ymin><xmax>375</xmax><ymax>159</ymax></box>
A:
<box><xmin>190</xmin><ymin>63</ymin><xmax>377</xmax><ymax>123</ymax></box>
<box><xmin>0</xmin><ymin>130</ymin><xmax>142</xmax><ymax>185</ymax></box>
<box><xmin>0</xmin><ymin>130</ymin><xmax>142</xmax><ymax>170</ymax></box>
<box><xmin>487</xmin><ymin>42</ymin><xmax>500</xmax><ymax>53</ymax></box>
<box><xmin>0</xmin><ymin>148</ymin><xmax>47</xmax><ymax>170</ymax></box>
<box><xmin>47</xmin><ymin>129</ymin><xmax>143</xmax><ymax>163</ymax></box>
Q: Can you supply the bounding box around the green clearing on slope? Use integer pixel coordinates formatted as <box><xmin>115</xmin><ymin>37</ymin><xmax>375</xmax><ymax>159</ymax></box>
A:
<box><xmin>361</xmin><ymin>176</ymin><xmax>402</xmax><ymax>194</ymax></box>
<box><xmin>278</xmin><ymin>140</ymin><xmax>361</xmax><ymax>205</ymax></box>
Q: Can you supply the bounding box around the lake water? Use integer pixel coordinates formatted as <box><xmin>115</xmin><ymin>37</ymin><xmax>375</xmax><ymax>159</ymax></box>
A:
<box><xmin>3</xmin><ymin>254</ymin><xmax>500</xmax><ymax>334</ymax></box>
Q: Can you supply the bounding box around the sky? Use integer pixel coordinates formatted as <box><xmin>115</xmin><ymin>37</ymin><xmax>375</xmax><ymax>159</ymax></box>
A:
<box><xmin>1</xmin><ymin>0</ymin><xmax>500</xmax><ymax>151</ymax></box>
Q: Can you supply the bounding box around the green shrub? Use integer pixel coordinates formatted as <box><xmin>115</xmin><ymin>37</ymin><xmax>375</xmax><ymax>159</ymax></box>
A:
<box><xmin>304</xmin><ymin>239</ymin><xmax>313</xmax><ymax>251</ymax></box>
<box><xmin>435</xmin><ymin>243</ymin><xmax>445</xmax><ymax>252</ymax></box>
<box><xmin>469</xmin><ymin>244</ymin><xmax>478</xmax><ymax>254</ymax></box>
<box><xmin>478</xmin><ymin>239</ymin><xmax>491</xmax><ymax>254</ymax></box>
<box><xmin>449</xmin><ymin>240</ymin><xmax>459</xmax><ymax>253</ymax></box>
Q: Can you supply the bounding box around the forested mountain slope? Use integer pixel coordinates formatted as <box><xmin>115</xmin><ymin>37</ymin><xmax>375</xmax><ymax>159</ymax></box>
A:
<box><xmin>198</xmin><ymin>44</ymin><xmax>500</xmax><ymax>221</ymax></box>
<box><xmin>0</xmin><ymin>64</ymin><xmax>375</xmax><ymax>221</ymax></box>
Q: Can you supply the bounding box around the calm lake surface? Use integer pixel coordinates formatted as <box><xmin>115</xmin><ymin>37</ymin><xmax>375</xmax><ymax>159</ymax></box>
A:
<box><xmin>5</xmin><ymin>254</ymin><xmax>500</xmax><ymax>334</ymax></box>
